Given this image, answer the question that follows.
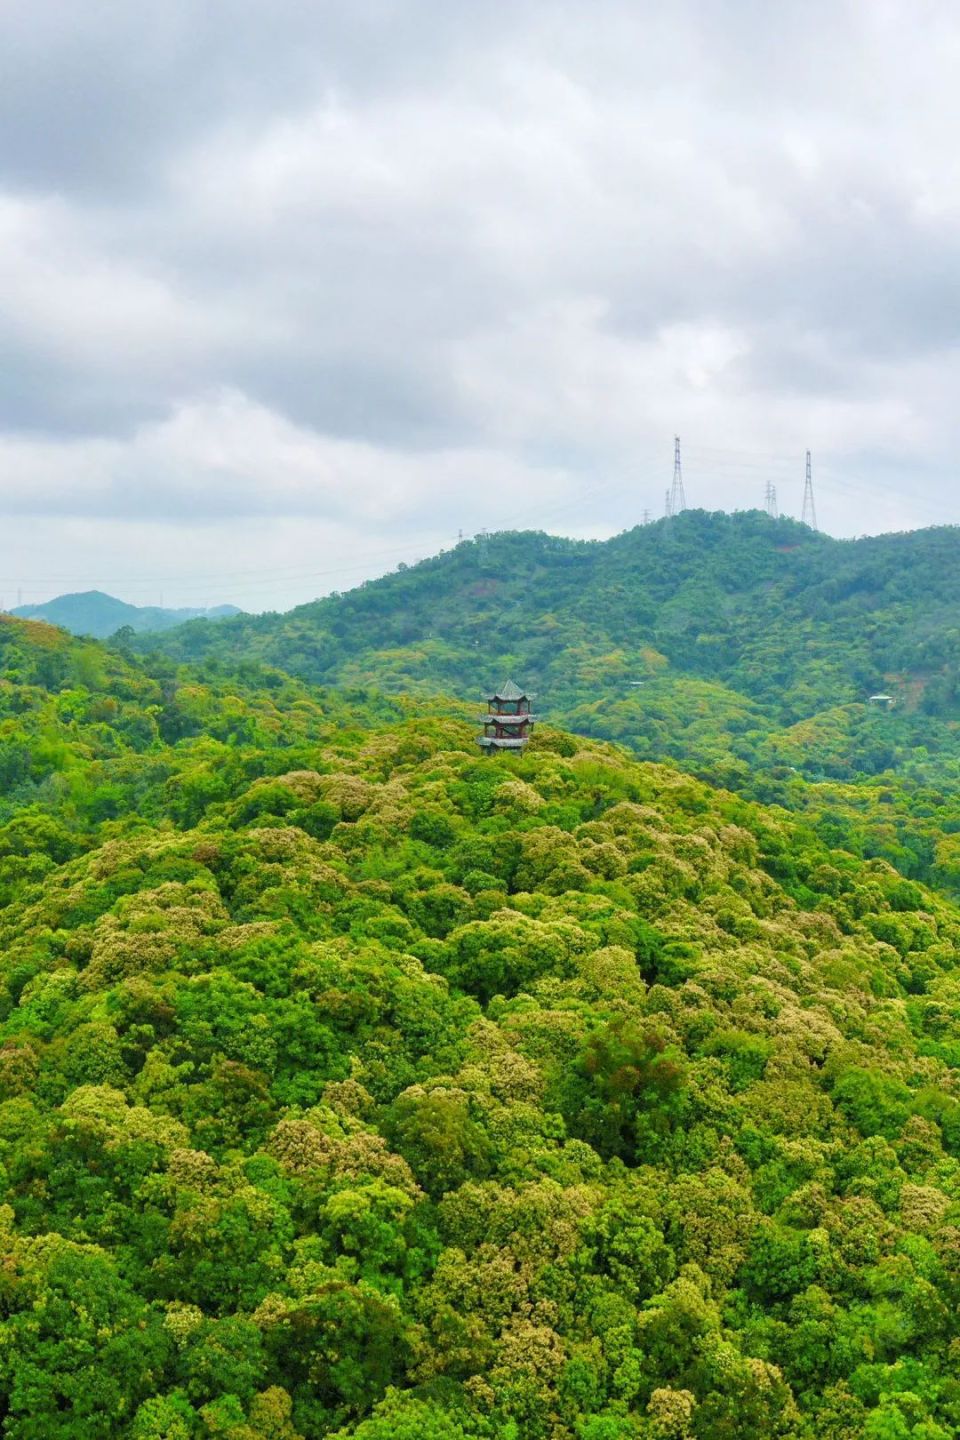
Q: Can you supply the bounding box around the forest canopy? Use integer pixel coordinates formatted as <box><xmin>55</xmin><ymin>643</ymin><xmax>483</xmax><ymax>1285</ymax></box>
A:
<box><xmin>4</xmin><ymin>612</ymin><xmax>960</xmax><ymax>1436</ymax></box>
<box><xmin>128</xmin><ymin>513</ymin><xmax>960</xmax><ymax>898</ymax></box>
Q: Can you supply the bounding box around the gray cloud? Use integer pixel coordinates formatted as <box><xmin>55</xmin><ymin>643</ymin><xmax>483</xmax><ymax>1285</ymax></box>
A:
<box><xmin>2</xmin><ymin>0</ymin><xmax>960</xmax><ymax>608</ymax></box>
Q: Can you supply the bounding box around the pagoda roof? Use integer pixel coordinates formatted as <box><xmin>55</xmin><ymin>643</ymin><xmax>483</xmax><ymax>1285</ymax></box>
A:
<box><xmin>487</xmin><ymin>679</ymin><xmax>529</xmax><ymax>702</ymax></box>
<box><xmin>478</xmin><ymin>736</ymin><xmax>529</xmax><ymax>749</ymax></box>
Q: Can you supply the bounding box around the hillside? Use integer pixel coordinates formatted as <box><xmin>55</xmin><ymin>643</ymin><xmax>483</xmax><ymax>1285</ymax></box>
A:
<box><xmin>5</xmin><ymin>616</ymin><xmax>960</xmax><ymax>1437</ymax></box>
<box><xmin>5</xmin><ymin>633</ymin><xmax>960</xmax><ymax>1440</ymax></box>
<box><xmin>136</xmin><ymin>510</ymin><xmax>960</xmax><ymax>747</ymax></box>
<box><xmin>13</xmin><ymin>590</ymin><xmax>241</xmax><ymax>639</ymax></box>
<box><xmin>130</xmin><ymin>514</ymin><xmax>960</xmax><ymax>893</ymax></box>
<box><xmin>0</xmin><ymin>614</ymin><xmax>407</xmax><ymax>908</ymax></box>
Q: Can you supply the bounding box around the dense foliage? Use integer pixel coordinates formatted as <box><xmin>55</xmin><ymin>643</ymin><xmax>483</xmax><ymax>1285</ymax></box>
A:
<box><xmin>7</xmin><ymin>615</ymin><xmax>960</xmax><ymax>1436</ymax></box>
<box><xmin>129</xmin><ymin>512</ymin><xmax>960</xmax><ymax>898</ymax></box>
<box><xmin>0</xmin><ymin>614</ymin><xmax>403</xmax><ymax>888</ymax></box>
<box><xmin>136</xmin><ymin>510</ymin><xmax>960</xmax><ymax>731</ymax></box>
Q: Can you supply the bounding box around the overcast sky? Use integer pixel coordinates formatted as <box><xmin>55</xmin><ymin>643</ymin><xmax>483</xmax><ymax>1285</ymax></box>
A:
<box><xmin>2</xmin><ymin>0</ymin><xmax>959</xmax><ymax>611</ymax></box>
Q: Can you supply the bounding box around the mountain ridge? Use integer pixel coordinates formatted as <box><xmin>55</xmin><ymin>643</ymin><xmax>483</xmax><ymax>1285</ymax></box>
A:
<box><xmin>136</xmin><ymin>510</ymin><xmax>960</xmax><ymax>718</ymax></box>
<box><xmin>131</xmin><ymin>509</ymin><xmax>960</xmax><ymax>781</ymax></box>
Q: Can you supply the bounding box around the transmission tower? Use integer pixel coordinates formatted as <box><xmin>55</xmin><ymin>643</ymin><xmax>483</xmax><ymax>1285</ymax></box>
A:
<box><xmin>642</xmin><ymin>508</ymin><xmax>651</xmax><ymax>525</ymax></box>
<box><xmin>664</xmin><ymin>488</ymin><xmax>672</xmax><ymax>519</ymax></box>
<box><xmin>764</xmin><ymin>480</ymin><xmax>778</xmax><ymax>519</ymax></box>
<box><xmin>801</xmin><ymin>450</ymin><xmax>818</xmax><ymax>530</ymax></box>
<box><xmin>669</xmin><ymin>435</ymin><xmax>686</xmax><ymax>515</ymax></box>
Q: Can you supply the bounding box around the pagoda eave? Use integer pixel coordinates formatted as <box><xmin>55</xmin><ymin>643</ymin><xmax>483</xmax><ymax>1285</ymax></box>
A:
<box><xmin>478</xmin><ymin>713</ymin><xmax>539</xmax><ymax>725</ymax></box>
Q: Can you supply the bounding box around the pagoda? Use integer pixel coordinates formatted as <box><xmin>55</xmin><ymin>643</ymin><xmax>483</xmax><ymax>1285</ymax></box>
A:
<box><xmin>478</xmin><ymin>680</ymin><xmax>538</xmax><ymax>754</ymax></box>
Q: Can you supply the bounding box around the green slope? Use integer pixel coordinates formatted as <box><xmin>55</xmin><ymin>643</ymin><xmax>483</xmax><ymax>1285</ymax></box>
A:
<box><xmin>5</xmin><ymin>629</ymin><xmax>960</xmax><ymax>1435</ymax></box>
<box><xmin>0</xmin><ymin>613</ymin><xmax>407</xmax><ymax>905</ymax></box>
<box><xmin>135</xmin><ymin>509</ymin><xmax>960</xmax><ymax>739</ymax></box>
<box><xmin>129</xmin><ymin>512</ymin><xmax>960</xmax><ymax>893</ymax></box>
<box><xmin>135</xmin><ymin>511</ymin><xmax>960</xmax><ymax>703</ymax></box>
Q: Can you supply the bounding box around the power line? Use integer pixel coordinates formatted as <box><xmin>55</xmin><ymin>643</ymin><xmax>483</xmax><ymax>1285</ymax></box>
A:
<box><xmin>0</xmin><ymin>535</ymin><xmax>447</xmax><ymax>589</ymax></box>
<box><xmin>686</xmin><ymin>444</ymin><xmax>798</xmax><ymax>466</ymax></box>
<box><xmin>686</xmin><ymin>441</ymin><xmax>951</xmax><ymax>527</ymax></box>
<box><xmin>816</xmin><ymin>467</ymin><xmax>947</xmax><ymax>524</ymax></box>
<box><xmin>6</xmin><ymin>439</ymin><xmax>959</xmax><ymax>606</ymax></box>
<box><xmin>3</xmin><ymin>458</ymin><xmax>672</xmax><ymax>605</ymax></box>
<box><xmin>489</xmin><ymin>456</ymin><xmax>668</xmax><ymax>535</ymax></box>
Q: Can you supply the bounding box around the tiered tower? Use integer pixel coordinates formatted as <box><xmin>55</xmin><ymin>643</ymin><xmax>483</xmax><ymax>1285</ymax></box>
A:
<box><xmin>478</xmin><ymin>680</ymin><xmax>537</xmax><ymax>754</ymax></box>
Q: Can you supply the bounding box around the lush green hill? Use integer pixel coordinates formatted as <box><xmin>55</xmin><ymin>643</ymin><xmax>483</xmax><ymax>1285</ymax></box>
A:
<box><xmin>135</xmin><ymin>511</ymin><xmax>960</xmax><ymax>719</ymax></box>
<box><xmin>133</xmin><ymin>512</ymin><xmax>960</xmax><ymax>768</ymax></box>
<box><xmin>13</xmin><ymin>590</ymin><xmax>241</xmax><ymax>638</ymax></box>
<box><xmin>4</xmin><ymin>616</ymin><xmax>960</xmax><ymax>1435</ymax></box>
<box><xmin>130</xmin><ymin>513</ymin><xmax>960</xmax><ymax>894</ymax></box>
<box><xmin>0</xmin><ymin>614</ymin><xmax>406</xmax><ymax>906</ymax></box>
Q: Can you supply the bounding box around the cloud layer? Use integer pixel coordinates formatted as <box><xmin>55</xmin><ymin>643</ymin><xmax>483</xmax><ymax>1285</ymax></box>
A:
<box><xmin>1</xmin><ymin>0</ymin><xmax>959</xmax><ymax>608</ymax></box>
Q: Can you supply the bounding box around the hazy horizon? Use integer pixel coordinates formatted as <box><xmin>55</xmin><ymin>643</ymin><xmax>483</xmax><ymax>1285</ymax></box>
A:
<box><xmin>9</xmin><ymin>504</ymin><xmax>960</xmax><ymax>617</ymax></box>
<box><xmin>3</xmin><ymin>1</ymin><xmax>960</xmax><ymax>611</ymax></box>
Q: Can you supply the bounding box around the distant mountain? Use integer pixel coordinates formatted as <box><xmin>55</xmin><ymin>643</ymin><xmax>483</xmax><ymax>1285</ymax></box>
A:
<box><xmin>134</xmin><ymin>509</ymin><xmax>960</xmax><ymax>791</ymax></box>
<box><xmin>12</xmin><ymin>589</ymin><xmax>242</xmax><ymax>639</ymax></box>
